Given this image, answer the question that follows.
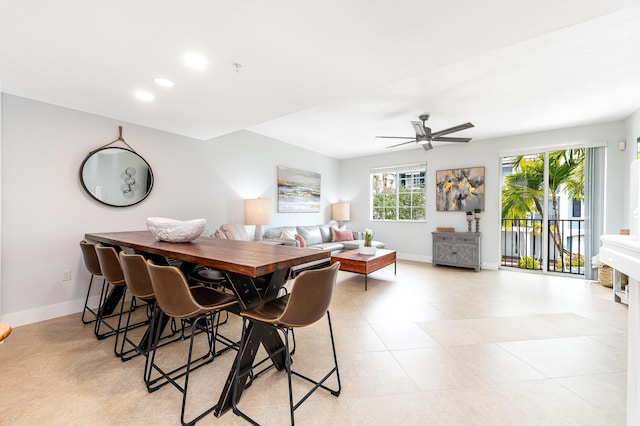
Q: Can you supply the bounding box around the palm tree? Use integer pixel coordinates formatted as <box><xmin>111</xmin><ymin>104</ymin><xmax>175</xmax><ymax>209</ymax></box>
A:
<box><xmin>502</xmin><ymin>149</ymin><xmax>585</xmax><ymax>263</ymax></box>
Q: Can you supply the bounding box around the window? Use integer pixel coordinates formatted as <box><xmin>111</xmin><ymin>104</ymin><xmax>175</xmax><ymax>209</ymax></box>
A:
<box><xmin>371</xmin><ymin>162</ymin><xmax>426</xmax><ymax>221</ymax></box>
<box><xmin>572</xmin><ymin>198</ymin><xmax>582</xmax><ymax>218</ymax></box>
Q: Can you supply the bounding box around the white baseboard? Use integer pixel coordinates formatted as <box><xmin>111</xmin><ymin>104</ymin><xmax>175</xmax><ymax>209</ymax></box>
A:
<box><xmin>482</xmin><ymin>262</ymin><xmax>499</xmax><ymax>270</ymax></box>
<box><xmin>396</xmin><ymin>252</ymin><xmax>430</xmax><ymax>263</ymax></box>
<box><xmin>0</xmin><ymin>295</ymin><xmax>100</xmax><ymax>327</ymax></box>
<box><xmin>395</xmin><ymin>253</ymin><xmax>498</xmax><ymax>271</ymax></box>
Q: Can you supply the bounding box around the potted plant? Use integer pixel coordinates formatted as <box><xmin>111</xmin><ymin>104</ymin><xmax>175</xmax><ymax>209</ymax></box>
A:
<box><xmin>364</xmin><ymin>228</ymin><xmax>374</xmax><ymax>247</ymax></box>
<box><xmin>360</xmin><ymin>228</ymin><xmax>376</xmax><ymax>255</ymax></box>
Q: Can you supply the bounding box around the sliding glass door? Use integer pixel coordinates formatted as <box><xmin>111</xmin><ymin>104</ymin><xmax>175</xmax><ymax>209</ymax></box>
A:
<box><xmin>500</xmin><ymin>147</ymin><xmax>604</xmax><ymax>278</ymax></box>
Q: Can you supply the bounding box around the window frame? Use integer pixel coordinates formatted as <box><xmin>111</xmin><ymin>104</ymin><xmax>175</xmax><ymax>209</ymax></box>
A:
<box><xmin>370</xmin><ymin>162</ymin><xmax>427</xmax><ymax>222</ymax></box>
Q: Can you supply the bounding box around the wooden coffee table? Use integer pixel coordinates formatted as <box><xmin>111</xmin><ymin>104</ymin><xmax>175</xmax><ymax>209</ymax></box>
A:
<box><xmin>330</xmin><ymin>249</ymin><xmax>396</xmax><ymax>291</ymax></box>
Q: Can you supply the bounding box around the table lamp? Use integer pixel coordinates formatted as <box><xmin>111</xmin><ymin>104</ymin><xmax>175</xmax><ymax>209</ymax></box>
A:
<box><xmin>245</xmin><ymin>198</ymin><xmax>272</xmax><ymax>241</ymax></box>
<box><xmin>331</xmin><ymin>202</ymin><xmax>350</xmax><ymax>226</ymax></box>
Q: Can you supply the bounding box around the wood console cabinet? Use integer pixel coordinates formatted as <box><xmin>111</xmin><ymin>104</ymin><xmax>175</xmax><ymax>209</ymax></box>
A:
<box><xmin>432</xmin><ymin>232</ymin><xmax>481</xmax><ymax>272</ymax></box>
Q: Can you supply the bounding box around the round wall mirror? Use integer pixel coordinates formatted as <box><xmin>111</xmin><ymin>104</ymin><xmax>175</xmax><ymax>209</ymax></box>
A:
<box><xmin>80</xmin><ymin>147</ymin><xmax>154</xmax><ymax>207</ymax></box>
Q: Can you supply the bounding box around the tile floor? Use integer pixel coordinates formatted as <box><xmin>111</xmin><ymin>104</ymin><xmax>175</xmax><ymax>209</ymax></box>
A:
<box><xmin>0</xmin><ymin>261</ymin><xmax>629</xmax><ymax>425</ymax></box>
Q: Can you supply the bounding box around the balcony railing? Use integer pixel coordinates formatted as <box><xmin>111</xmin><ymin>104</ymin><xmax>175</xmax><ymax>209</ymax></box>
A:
<box><xmin>501</xmin><ymin>218</ymin><xmax>585</xmax><ymax>275</ymax></box>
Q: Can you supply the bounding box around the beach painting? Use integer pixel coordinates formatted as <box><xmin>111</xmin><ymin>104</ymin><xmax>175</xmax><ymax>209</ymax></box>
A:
<box><xmin>277</xmin><ymin>166</ymin><xmax>321</xmax><ymax>212</ymax></box>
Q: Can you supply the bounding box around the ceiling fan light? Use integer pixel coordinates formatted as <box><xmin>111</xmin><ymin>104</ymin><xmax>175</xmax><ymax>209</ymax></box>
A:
<box><xmin>417</xmin><ymin>140</ymin><xmax>428</xmax><ymax>145</ymax></box>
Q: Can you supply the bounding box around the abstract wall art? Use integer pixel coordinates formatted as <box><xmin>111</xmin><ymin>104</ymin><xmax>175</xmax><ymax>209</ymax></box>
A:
<box><xmin>277</xmin><ymin>166</ymin><xmax>321</xmax><ymax>212</ymax></box>
<box><xmin>435</xmin><ymin>166</ymin><xmax>485</xmax><ymax>212</ymax></box>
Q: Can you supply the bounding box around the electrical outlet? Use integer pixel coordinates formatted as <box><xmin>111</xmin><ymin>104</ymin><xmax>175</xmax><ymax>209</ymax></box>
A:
<box><xmin>62</xmin><ymin>270</ymin><xmax>71</xmax><ymax>281</ymax></box>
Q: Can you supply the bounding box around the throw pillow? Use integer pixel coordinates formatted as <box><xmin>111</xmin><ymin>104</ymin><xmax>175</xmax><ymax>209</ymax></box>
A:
<box><xmin>221</xmin><ymin>223</ymin><xmax>250</xmax><ymax>241</ymax></box>
<box><xmin>334</xmin><ymin>229</ymin><xmax>354</xmax><ymax>242</ymax></box>
<box><xmin>212</xmin><ymin>228</ymin><xmax>227</xmax><ymax>239</ymax></box>
<box><xmin>296</xmin><ymin>226</ymin><xmax>323</xmax><ymax>246</ymax></box>
<box><xmin>330</xmin><ymin>225</ymin><xmax>347</xmax><ymax>242</ymax></box>
<box><xmin>295</xmin><ymin>234</ymin><xmax>306</xmax><ymax>247</ymax></box>
<box><xmin>280</xmin><ymin>230</ymin><xmax>296</xmax><ymax>240</ymax></box>
<box><xmin>319</xmin><ymin>224</ymin><xmax>332</xmax><ymax>242</ymax></box>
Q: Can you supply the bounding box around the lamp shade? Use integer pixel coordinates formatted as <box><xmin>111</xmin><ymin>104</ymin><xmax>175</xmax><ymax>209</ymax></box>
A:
<box><xmin>331</xmin><ymin>203</ymin><xmax>350</xmax><ymax>222</ymax></box>
<box><xmin>245</xmin><ymin>198</ymin><xmax>272</xmax><ymax>225</ymax></box>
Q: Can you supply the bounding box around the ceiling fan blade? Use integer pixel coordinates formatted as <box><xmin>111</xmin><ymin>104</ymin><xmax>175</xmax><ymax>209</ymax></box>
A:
<box><xmin>422</xmin><ymin>142</ymin><xmax>434</xmax><ymax>151</ymax></box>
<box><xmin>386</xmin><ymin>140</ymin><xmax>417</xmax><ymax>148</ymax></box>
<box><xmin>433</xmin><ymin>136</ymin><xmax>472</xmax><ymax>143</ymax></box>
<box><xmin>375</xmin><ymin>136</ymin><xmax>416</xmax><ymax>139</ymax></box>
<box><xmin>411</xmin><ymin>121</ymin><xmax>426</xmax><ymax>137</ymax></box>
<box><xmin>431</xmin><ymin>122</ymin><xmax>474</xmax><ymax>138</ymax></box>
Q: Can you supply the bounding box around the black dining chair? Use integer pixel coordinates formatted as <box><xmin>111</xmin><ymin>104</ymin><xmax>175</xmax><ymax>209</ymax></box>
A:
<box><xmin>231</xmin><ymin>262</ymin><xmax>342</xmax><ymax>425</ymax></box>
<box><xmin>146</xmin><ymin>260</ymin><xmax>238</xmax><ymax>426</ymax></box>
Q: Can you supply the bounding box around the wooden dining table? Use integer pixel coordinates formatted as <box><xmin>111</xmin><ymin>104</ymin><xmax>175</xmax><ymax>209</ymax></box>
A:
<box><xmin>85</xmin><ymin>230</ymin><xmax>330</xmax><ymax>416</ymax></box>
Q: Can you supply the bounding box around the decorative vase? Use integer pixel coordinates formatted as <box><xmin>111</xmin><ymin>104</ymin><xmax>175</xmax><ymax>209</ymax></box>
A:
<box><xmin>474</xmin><ymin>211</ymin><xmax>481</xmax><ymax>233</ymax></box>
<box><xmin>359</xmin><ymin>245</ymin><xmax>376</xmax><ymax>255</ymax></box>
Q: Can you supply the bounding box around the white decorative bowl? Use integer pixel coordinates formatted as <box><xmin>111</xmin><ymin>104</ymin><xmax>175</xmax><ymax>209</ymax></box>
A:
<box><xmin>146</xmin><ymin>217</ymin><xmax>206</xmax><ymax>243</ymax></box>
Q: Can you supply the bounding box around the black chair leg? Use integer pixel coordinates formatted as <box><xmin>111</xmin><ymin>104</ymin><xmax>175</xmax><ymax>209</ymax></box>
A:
<box><xmin>94</xmin><ymin>283</ymin><xmax>122</xmax><ymax>340</ymax></box>
<box><xmin>284</xmin><ymin>329</ymin><xmax>295</xmax><ymax>426</ymax></box>
<box><xmin>232</xmin><ymin>311</ymin><xmax>341</xmax><ymax>425</ymax></box>
<box><xmin>290</xmin><ymin>312</ymin><xmax>342</xmax><ymax>400</ymax></box>
<box><xmin>82</xmin><ymin>275</ymin><xmax>106</xmax><ymax>324</ymax></box>
<box><xmin>116</xmin><ymin>299</ymin><xmax>181</xmax><ymax>362</ymax></box>
<box><xmin>94</xmin><ymin>285</ymin><xmax>149</xmax><ymax>342</ymax></box>
<box><xmin>180</xmin><ymin>312</ymin><xmax>220</xmax><ymax>426</ymax></box>
<box><xmin>114</xmin><ymin>296</ymin><xmax>135</xmax><ymax>358</ymax></box>
<box><xmin>144</xmin><ymin>309</ymin><xmax>236</xmax><ymax>395</ymax></box>
<box><xmin>143</xmin><ymin>310</ymin><xmax>222</xmax><ymax>426</ymax></box>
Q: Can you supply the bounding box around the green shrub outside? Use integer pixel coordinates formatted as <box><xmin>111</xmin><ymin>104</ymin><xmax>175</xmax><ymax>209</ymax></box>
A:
<box><xmin>518</xmin><ymin>256</ymin><xmax>540</xmax><ymax>269</ymax></box>
<box><xmin>556</xmin><ymin>253</ymin><xmax>585</xmax><ymax>268</ymax></box>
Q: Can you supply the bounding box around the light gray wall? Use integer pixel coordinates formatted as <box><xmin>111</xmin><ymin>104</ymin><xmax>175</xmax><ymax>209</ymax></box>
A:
<box><xmin>625</xmin><ymin>108</ymin><xmax>640</xmax><ymax>227</ymax></box>
<box><xmin>1</xmin><ymin>92</ymin><xmax>635</xmax><ymax>326</ymax></box>
<box><xmin>0</xmin><ymin>95</ymin><xmax>339</xmax><ymax>326</ymax></box>
<box><xmin>339</xmin><ymin>121</ymin><xmax>630</xmax><ymax>268</ymax></box>
<box><xmin>199</xmin><ymin>129</ymin><xmax>341</xmax><ymax>229</ymax></box>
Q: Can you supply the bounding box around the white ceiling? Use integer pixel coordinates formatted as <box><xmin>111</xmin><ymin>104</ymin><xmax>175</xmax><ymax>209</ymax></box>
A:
<box><xmin>2</xmin><ymin>0</ymin><xmax>640</xmax><ymax>159</ymax></box>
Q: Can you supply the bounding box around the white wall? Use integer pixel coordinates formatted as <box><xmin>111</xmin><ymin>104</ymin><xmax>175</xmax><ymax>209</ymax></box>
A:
<box><xmin>199</xmin><ymin>129</ymin><xmax>341</xmax><ymax>229</ymax></box>
<box><xmin>339</xmin><ymin>121</ymin><xmax>629</xmax><ymax>268</ymax></box>
<box><xmin>0</xmin><ymin>95</ymin><xmax>340</xmax><ymax>326</ymax></box>
<box><xmin>1</xmin><ymin>92</ymin><xmax>633</xmax><ymax>326</ymax></box>
<box><xmin>625</xmin><ymin>108</ymin><xmax>640</xmax><ymax>227</ymax></box>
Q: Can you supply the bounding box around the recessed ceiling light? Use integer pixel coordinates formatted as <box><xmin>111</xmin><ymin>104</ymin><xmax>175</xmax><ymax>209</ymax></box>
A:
<box><xmin>134</xmin><ymin>91</ymin><xmax>155</xmax><ymax>101</ymax></box>
<box><xmin>154</xmin><ymin>77</ymin><xmax>174</xmax><ymax>88</ymax></box>
<box><xmin>184</xmin><ymin>52</ymin><xmax>207</xmax><ymax>70</ymax></box>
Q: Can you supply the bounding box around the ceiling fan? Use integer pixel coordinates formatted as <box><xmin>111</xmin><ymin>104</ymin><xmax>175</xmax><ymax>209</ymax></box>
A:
<box><xmin>376</xmin><ymin>114</ymin><xmax>474</xmax><ymax>151</ymax></box>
